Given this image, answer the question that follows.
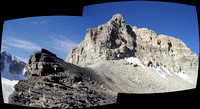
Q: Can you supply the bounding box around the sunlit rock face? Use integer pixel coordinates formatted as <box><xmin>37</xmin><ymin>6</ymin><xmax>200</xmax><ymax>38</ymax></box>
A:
<box><xmin>66</xmin><ymin>13</ymin><xmax>198</xmax><ymax>75</ymax></box>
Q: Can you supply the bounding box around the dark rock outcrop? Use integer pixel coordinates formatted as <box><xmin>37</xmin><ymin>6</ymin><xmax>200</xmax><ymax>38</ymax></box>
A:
<box><xmin>9</xmin><ymin>48</ymin><xmax>116</xmax><ymax>108</ymax></box>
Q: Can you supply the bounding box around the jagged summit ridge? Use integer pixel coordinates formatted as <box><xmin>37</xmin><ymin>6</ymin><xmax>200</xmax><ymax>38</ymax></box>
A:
<box><xmin>107</xmin><ymin>13</ymin><xmax>125</xmax><ymax>28</ymax></box>
<box><xmin>66</xmin><ymin>13</ymin><xmax>198</xmax><ymax>75</ymax></box>
<box><xmin>66</xmin><ymin>14</ymin><xmax>137</xmax><ymax>66</ymax></box>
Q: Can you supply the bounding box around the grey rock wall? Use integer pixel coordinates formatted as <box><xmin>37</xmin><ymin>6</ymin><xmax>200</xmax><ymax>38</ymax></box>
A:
<box><xmin>66</xmin><ymin>13</ymin><xmax>198</xmax><ymax>74</ymax></box>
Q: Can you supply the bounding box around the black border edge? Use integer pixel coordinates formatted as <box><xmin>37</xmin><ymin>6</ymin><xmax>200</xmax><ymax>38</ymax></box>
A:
<box><xmin>0</xmin><ymin>0</ymin><xmax>199</xmax><ymax>109</ymax></box>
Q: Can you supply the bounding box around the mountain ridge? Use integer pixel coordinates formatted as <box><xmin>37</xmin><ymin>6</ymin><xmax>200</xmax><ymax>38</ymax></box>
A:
<box><xmin>66</xmin><ymin>13</ymin><xmax>198</xmax><ymax>75</ymax></box>
<box><xmin>0</xmin><ymin>51</ymin><xmax>27</xmax><ymax>79</ymax></box>
<box><xmin>65</xmin><ymin>13</ymin><xmax>198</xmax><ymax>94</ymax></box>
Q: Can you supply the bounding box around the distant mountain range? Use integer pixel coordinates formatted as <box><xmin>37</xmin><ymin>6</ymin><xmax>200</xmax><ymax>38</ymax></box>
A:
<box><xmin>1</xmin><ymin>51</ymin><xmax>27</xmax><ymax>80</ymax></box>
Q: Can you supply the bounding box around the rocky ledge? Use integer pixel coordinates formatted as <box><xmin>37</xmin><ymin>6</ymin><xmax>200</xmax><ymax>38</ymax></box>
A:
<box><xmin>9</xmin><ymin>48</ymin><xmax>116</xmax><ymax>108</ymax></box>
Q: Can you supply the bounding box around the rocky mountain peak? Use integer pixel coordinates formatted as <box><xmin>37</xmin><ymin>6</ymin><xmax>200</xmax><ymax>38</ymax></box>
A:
<box><xmin>66</xmin><ymin>14</ymin><xmax>137</xmax><ymax>66</ymax></box>
<box><xmin>66</xmin><ymin>14</ymin><xmax>198</xmax><ymax>75</ymax></box>
<box><xmin>107</xmin><ymin>13</ymin><xmax>125</xmax><ymax>28</ymax></box>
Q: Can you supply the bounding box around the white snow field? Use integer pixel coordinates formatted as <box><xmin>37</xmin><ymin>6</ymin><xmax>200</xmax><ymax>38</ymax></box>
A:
<box><xmin>124</xmin><ymin>56</ymin><xmax>145</xmax><ymax>68</ymax></box>
<box><xmin>1</xmin><ymin>70</ymin><xmax>26</xmax><ymax>103</ymax></box>
<box><xmin>153</xmin><ymin>66</ymin><xmax>173</xmax><ymax>78</ymax></box>
<box><xmin>174</xmin><ymin>72</ymin><xmax>194</xmax><ymax>84</ymax></box>
<box><xmin>1</xmin><ymin>69</ymin><xmax>26</xmax><ymax>103</ymax></box>
<box><xmin>1</xmin><ymin>77</ymin><xmax>19</xmax><ymax>103</ymax></box>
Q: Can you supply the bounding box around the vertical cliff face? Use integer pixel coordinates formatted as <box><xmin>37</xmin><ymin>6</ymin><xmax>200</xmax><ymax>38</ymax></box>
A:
<box><xmin>66</xmin><ymin>14</ymin><xmax>137</xmax><ymax>66</ymax></box>
<box><xmin>66</xmin><ymin>13</ymin><xmax>198</xmax><ymax>75</ymax></box>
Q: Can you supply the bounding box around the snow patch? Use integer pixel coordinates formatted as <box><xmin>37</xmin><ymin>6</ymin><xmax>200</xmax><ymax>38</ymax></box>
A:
<box><xmin>1</xmin><ymin>67</ymin><xmax>27</xmax><ymax>103</ymax></box>
<box><xmin>11</xmin><ymin>55</ymin><xmax>22</xmax><ymax>62</ymax></box>
<box><xmin>1</xmin><ymin>69</ymin><xmax>26</xmax><ymax>103</ymax></box>
<box><xmin>153</xmin><ymin>66</ymin><xmax>172</xmax><ymax>78</ymax></box>
<box><xmin>2</xmin><ymin>51</ymin><xmax>24</xmax><ymax>63</ymax></box>
<box><xmin>124</xmin><ymin>56</ymin><xmax>145</xmax><ymax>68</ymax></box>
<box><xmin>175</xmin><ymin>72</ymin><xmax>194</xmax><ymax>84</ymax></box>
<box><xmin>23</xmin><ymin>67</ymin><xmax>27</xmax><ymax>76</ymax></box>
<box><xmin>1</xmin><ymin>55</ymin><xmax>27</xmax><ymax>103</ymax></box>
<box><xmin>1</xmin><ymin>77</ymin><xmax>19</xmax><ymax>103</ymax></box>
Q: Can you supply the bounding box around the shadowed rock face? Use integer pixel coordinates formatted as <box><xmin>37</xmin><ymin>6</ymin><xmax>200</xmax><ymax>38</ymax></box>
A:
<box><xmin>66</xmin><ymin>13</ymin><xmax>198</xmax><ymax>74</ymax></box>
<box><xmin>9</xmin><ymin>48</ymin><xmax>116</xmax><ymax>108</ymax></box>
<box><xmin>0</xmin><ymin>51</ymin><xmax>26</xmax><ymax>75</ymax></box>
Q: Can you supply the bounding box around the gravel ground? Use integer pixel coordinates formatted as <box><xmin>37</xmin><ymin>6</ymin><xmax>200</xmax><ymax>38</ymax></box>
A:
<box><xmin>87</xmin><ymin>59</ymin><xmax>197</xmax><ymax>94</ymax></box>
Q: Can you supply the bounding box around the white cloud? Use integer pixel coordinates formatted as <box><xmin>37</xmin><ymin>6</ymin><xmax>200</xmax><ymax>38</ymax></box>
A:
<box><xmin>40</xmin><ymin>20</ymin><xmax>46</xmax><ymax>24</ymax></box>
<box><xmin>15</xmin><ymin>56</ymin><xmax>29</xmax><ymax>63</ymax></box>
<box><xmin>32</xmin><ymin>22</ymin><xmax>38</xmax><ymax>25</ymax></box>
<box><xmin>41</xmin><ymin>35</ymin><xmax>78</xmax><ymax>55</ymax></box>
<box><xmin>32</xmin><ymin>20</ymin><xmax>47</xmax><ymax>25</ymax></box>
<box><xmin>3</xmin><ymin>37</ymin><xmax>41</xmax><ymax>52</ymax></box>
<box><xmin>1</xmin><ymin>45</ymin><xmax>10</xmax><ymax>53</ymax></box>
<box><xmin>1</xmin><ymin>45</ymin><xmax>10</xmax><ymax>49</ymax></box>
<box><xmin>53</xmin><ymin>37</ymin><xmax>77</xmax><ymax>53</ymax></box>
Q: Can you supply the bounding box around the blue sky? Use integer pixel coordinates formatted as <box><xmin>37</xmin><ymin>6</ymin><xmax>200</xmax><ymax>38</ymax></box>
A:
<box><xmin>1</xmin><ymin>16</ymin><xmax>94</xmax><ymax>62</ymax></box>
<box><xmin>1</xmin><ymin>1</ymin><xmax>199</xmax><ymax>63</ymax></box>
